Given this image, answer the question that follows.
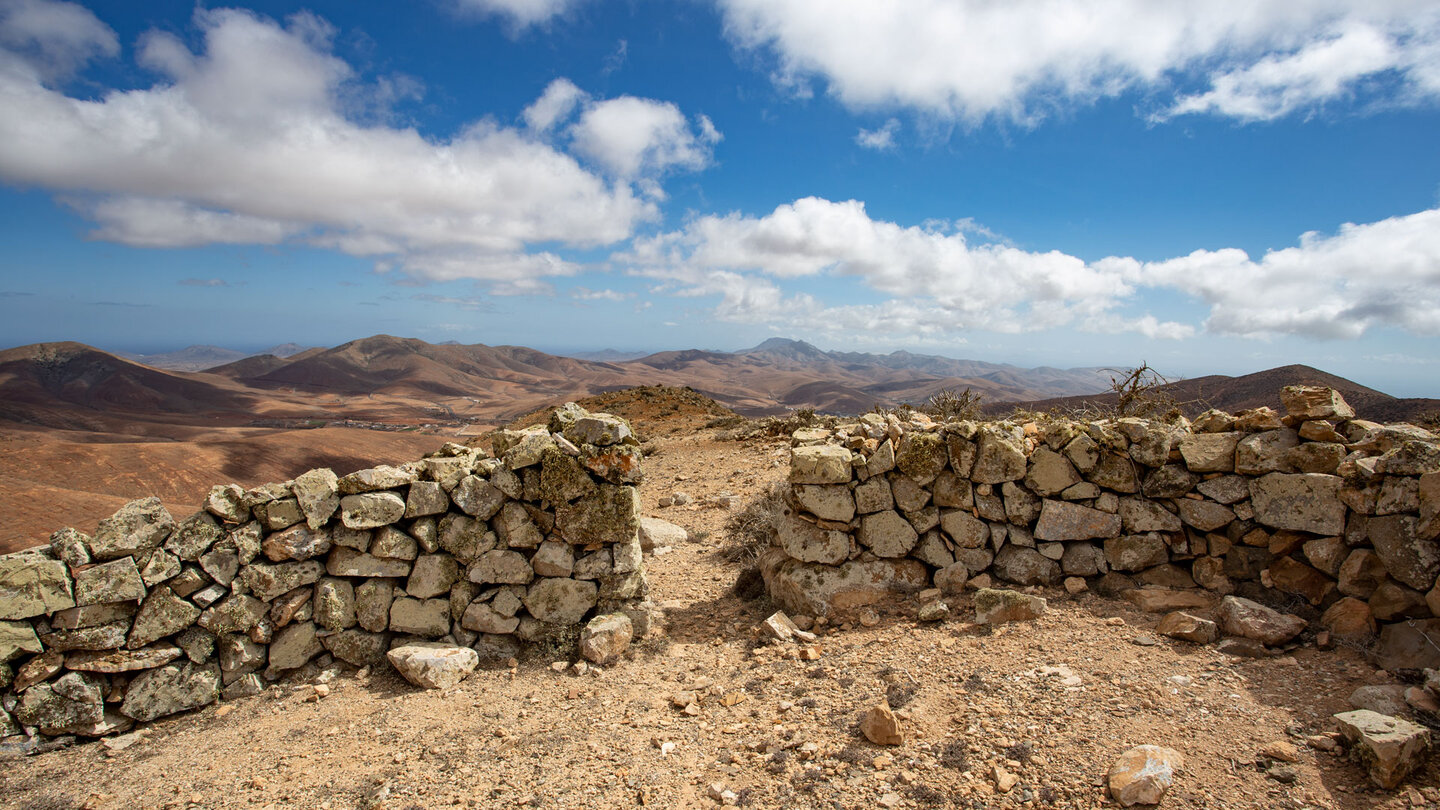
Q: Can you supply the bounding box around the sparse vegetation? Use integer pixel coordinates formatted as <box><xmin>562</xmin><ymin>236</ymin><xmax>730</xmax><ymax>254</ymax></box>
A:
<box><xmin>719</xmin><ymin>482</ymin><xmax>784</xmax><ymax>563</ymax></box>
<box><xmin>923</xmin><ymin>386</ymin><xmax>984</xmax><ymax>422</ymax></box>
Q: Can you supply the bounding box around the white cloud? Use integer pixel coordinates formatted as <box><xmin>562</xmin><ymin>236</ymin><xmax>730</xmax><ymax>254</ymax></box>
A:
<box><xmin>523</xmin><ymin>77</ymin><xmax>585</xmax><ymax>131</ymax></box>
<box><xmin>570</xmin><ymin>96</ymin><xmax>722</xmax><ymax>180</ymax></box>
<box><xmin>625</xmin><ymin>195</ymin><xmax>1440</xmax><ymax>342</ymax></box>
<box><xmin>453</xmin><ymin>0</ymin><xmax>583</xmax><ymax>28</ymax></box>
<box><xmin>0</xmin><ymin>0</ymin><xmax>117</xmax><ymax>80</ymax></box>
<box><xmin>718</xmin><ymin>0</ymin><xmax>1440</xmax><ymax>124</ymax></box>
<box><xmin>571</xmin><ymin>287</ymin><xmax>632</xmax><ymax>301</ymax></box>
<box><xmin>1118</xmin><ymin>207</ymin><xmax>1440</xmax><ymax>338</ymax></box>
<box><xmin>855</xmin><ymin>118</ymin><xmax>900</xmax><ymax>150</ymax></box>
<box><xmin>0</xmin><ymin>5</ymin><xmax>711</xmax><ymax>288</ymax></box>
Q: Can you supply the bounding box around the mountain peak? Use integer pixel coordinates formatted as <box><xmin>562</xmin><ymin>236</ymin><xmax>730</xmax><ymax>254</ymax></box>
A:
<box><xmin>744</xmin><ymin>337</ymin><xmax>826</xmax><ymax>357</ymax></box>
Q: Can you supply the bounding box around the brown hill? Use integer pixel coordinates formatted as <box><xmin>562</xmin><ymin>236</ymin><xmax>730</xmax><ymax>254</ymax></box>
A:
<box><xmin>0</xmin><ymin>342</ymin><xmax>263</xmax><ymax>429</ymax></box>
<box><xmin>996</xmin><ymin>363</ymin><xmax>1440</xmax><ymax>424</ymax></box>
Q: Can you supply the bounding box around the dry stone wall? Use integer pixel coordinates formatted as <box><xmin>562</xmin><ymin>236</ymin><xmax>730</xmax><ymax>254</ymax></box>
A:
<box><xmin>0</xmin><ymin>403</ymin><xmax>648</xmax><ymax>743</ymax></box>
<box><xmin>761</xmin><ymin>386</ymin><xmax>1440</xmax><ymax>659</ymax></box>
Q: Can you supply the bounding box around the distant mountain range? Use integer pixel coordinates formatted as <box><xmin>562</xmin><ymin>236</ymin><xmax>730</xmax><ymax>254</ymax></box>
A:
<box><xmin>121</xmin><ymin>343</ymin><xmax>311</xmax><ymax>372</ymax></box>
<box><xmin>1</xmin><ymin>336</ymin><xmax>1435</xmax><ymax>429</ymax></box>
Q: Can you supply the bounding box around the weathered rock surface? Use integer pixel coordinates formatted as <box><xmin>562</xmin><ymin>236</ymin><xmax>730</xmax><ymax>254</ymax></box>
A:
<box><xmin>1215</xmin><ymin>596</ymin><xmax>1306</xmax><ymax>646</ymax></box>
<box><xmin>1333</xmin><ymin>709</ymin><xmax>1430</xmax><ymax>789</ymax></box>
<box><xmin>1108</xmin><ymin>745</ymin><xmax>1184</xmax><ymax>807</ymax></box>
<box><xmin>388</xmin><ymin>643</ymin><xmax>478</xmax><ymax>689</ymax></box>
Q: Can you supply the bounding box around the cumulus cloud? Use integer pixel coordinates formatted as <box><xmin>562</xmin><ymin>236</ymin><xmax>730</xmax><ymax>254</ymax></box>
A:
<box><xmin>718</xmin><ymin>0</ymin><xmax>1440</xmax><ymax>124</ymax></box>
<box><xmin>855</xmin><ymin>118</ymin><xmax>900</xmax><ymax>150</ymax></box>
<box><xmin>625</xmin><ymin>195</ymin><xmax>1440</xmax><ymax>341</ymax></box>
<box><xmin>523</xmin><ymin>77</ymin><xmax>586</xmax><ymax>131</ymax></box>
<box><xmin>571</xmin><ymin>287</ymin><xmax>632</xmax><ymax>301</ymax></box>
<box><xmin>453</xmin><ymin>0</ymin><xmax>583</xmax><ymax>28</ymax></box>
<box><xmin>0</xmin><ymin>4</ymin><xmax>711</xmax><ymax>288</ymax></box>
<box><xmin>1113</xmin><ymin>207</ymin><xmax>1440</xmax><ymax>338</ymax></box>
<box><xmin>625</xmin><ymin>197</ymin><xmax>1180</xmax><ymax>337</ymax></box>
<box><xmin>0</xmin><ymin>0</ymin><xmax>117</xmax><ymax>80</ymax></box>
<box><xmin>570</xmin><ymin>97</ymin><xmax>721</xmax><ymax>180</ymax></box>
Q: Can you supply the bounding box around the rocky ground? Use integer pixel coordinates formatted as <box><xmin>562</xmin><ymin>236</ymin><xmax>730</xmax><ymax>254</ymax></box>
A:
<box><xmin>4</xmin><ymin>406</ymin><xmax>1438</xmax><ymax>810</ymax></box>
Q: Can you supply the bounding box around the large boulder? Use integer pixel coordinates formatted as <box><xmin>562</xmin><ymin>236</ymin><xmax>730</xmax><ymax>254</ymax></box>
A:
<box><xmin>1215</xmin><ymin>596</ymin><xmax>1306</xmax><ymax>646</ymax></box>
<box><xmin>1333</xmin><ymin>710</ymin><xmax>1430</xmax><ymax>789</ymax></box>
<box><xmin>1108</xmin><ymin>745</ymin><xmax>1184</xmax><ymax>807</ymax></box>
<box><xmin>759</xmin><ymin>549</ymin><xmax>928</xmax><ymax>619</ymax></box>
<box><xmin>388</xmin><ymin>643</ymin><xmax>478</xmax><ymax>689</ymax></box>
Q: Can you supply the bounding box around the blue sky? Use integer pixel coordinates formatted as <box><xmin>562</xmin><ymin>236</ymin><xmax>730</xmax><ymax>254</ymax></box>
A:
<box><xmin>1</xmin><ymin>0</ymin><xmax>1439</xmax><ymax>395</ymax></box>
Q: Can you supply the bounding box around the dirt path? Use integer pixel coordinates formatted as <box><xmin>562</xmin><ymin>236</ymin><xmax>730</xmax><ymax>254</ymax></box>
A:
<box><xmin>3</xmin><ymin>426</ymin><xmax>1435</xmax><ymax>810</ymax></box>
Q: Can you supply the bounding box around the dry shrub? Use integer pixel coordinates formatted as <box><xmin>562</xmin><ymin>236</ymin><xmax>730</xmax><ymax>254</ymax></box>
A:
<box><xmin>719</xmin><ymin>482</ymin><xmax>784</xmax><ymax>563</ymax></box>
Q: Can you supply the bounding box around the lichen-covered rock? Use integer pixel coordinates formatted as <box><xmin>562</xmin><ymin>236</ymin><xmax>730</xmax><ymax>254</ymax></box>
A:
<box><xmin>241</xmin><ymin>559</ymin><xmax>326</xmax><ymax>600</ymax></box>
<box><xmin>339</xmin><ymin>465</ymin><xmax>416</xmax><ymax>495</ymax></box>
<box><xmin>0</xmin><ymin>553</ymin><xmax>76</xmax><ymax>620</ymax></box>
<box><xmin>895</xmin><ymin>433</ymin><xmax>948</xmax><ymax>486</ymax></box>
<box><xmin>972</xmin><ymin>426</ymin><xmax>1026</xmax><ymax>484</ymax></box>
<box><xmin>1033</xmin><ymin>500</ymin><xmax>1122</xmax><ymax>542</ymax></box>
<box><xmin>369</xmin><ymin>526</ymin><xmax>418</xmax><ymax>561</ymax></box>
<box><xmin>120</xmin><ymin>662</ymin><xmax>220</xmax><ymax>722</ymax></box>
<box><xmin>523</xmin><ymin>577</ymin><xmax>599</xmax><ymax>625</ymax></box>
<box><xmin>992</xmin><ymin>547</ymin><xmax>1060</xmax><ymax>586</ymax></box>
<box><xmin>1175</xmin><ymin>499</ymin><xmax>1235</xmax><ymax>532</ymax></box>
<box><xmin>15</xmin><ymin>672</ymin><xmax>104</xmax><ymax>734</ymax></box>
<box><xmin>253</xmin><ymin>498</ymin><xmax>304</xmax><ymax>531</ymax></box>
<box><xmin>1250</xmin><ymin>473</ymin><xmax>1346</xmax><ymax>535</ymax></box>
<box><xmin>1333</xmin><ymin>710</ymin><xmax>1430</xmax><ymax>789</ymax></box>
<box><xmin>266</xmin><ymin>621</ymin><xmax>323</xmax><ymax>675</ymax></box>
<box><xmin>974</xmin><ymin>588</ymin><xmax>1046</xmax><ymax>624</ymax></box>
<box><xmin>322</xmin><ymin>629</ymin><xmax>391</xmax><ymax>667</ymax></box>
<box><xmin>556</xmin><ymin>485</ymin><xmax>640</xmax><ymax>546</ymax></box>
<box><xmin>314</xmin><ymin>577</ymin><xmax>357</xmax><ymax>631</ymax></box>
<box><xmin>1369</xmin><ymin>514</ymin><xmax>1440</xmax><ymax>591</ymax></box>
<box><xmin>163</xmin><ymin>512</ymin><xmax>224</xmax><ymax>562</ymax></box>
<box><xmin>579</xmin><ymin>444</ymin><xmax>644</xmax><ymax>485</ymax></box>
<box><xmin>579</xmin><ymin>612</ymin><xmax>633</xmax><ymax>665</ymax></box>
<box><xmin>437</xmin><ymin>514</ymin><xmax>493</xmax><ymax>563</ymax></box>
<box><xmin>563</xmin><ymin>413</ymin><xmax>634</xmax><ymax>447</ymax></box>
<box><xmin>91</xmin><ymin>497</ymin><xmax>176</xmax><ymax>560</ymax></box>
<box><xmin>290</xmin><ymin>468</ymin><xmax>340</xmax><ymax>529</ymax></box>
<box><xmin>73</xmin><ymin>557</ymin><xmax>146</xmax><ymax>606</ymax></box>
<box><xmin>760</xmin><ymin>550</ymin><xmax>928</xmax><ymax>619</ymax></box>
<box><xmin>858</xmin><ymin>510</ymin><xmax>920</xmax><ymax>558</ymax></box>
<box><xmin>197</xmin><ymin>594</ymin><xmax>268</xmax><ymax>635</ymax></box>
<box><xmin>1104</xmin><ymin>534</ymin><xmax>1170</xmax><ymax>572</ymax></box>
<box><xmin>205</xmin><ymin>484</ymin><xmax>250</xmax><ymax>524</ymax></box>
<box><xmin>461</xmin><ymin>600</ymin><xmax>520</xmax><ymax>634</ymax></box>
<box><xmin>1119</xmin><ymin>498</ymin><xmax>1182</xmax><ymax>533</ymax></box>
<box><xmin>389</xmin><ymin>597</ymin><xmax>452</xmax><ymax>637</ymax></box>
<box><xmin>939</xmin><ymin>508</ymin><xmax>990</xmax><ymax>548</ymax></box>
<box><xmin>324</xmin><ymin>547</ymin><xmax>412</xmax><ymax>579</ymax></box>
<box><xmin>66</xmin><ymin>645</ymin><xmax>183</xmax><ymax>673</ymax></box>
<box><xmin>388</xmin><ymin>643</ymin><xmax>478</xmax><ymax>689</ymax></box>
<box><xmin>453</xmin><ymin>475</ymin><xmax>507</xmax><ymax>520</ymax></box>
<box><xmin>404</xmin><ymin>480</ymin><xmax>449</xmax><ymax>518</ymax></box>
<box><xmin>339</xmin><ymin>492</ymin><xmax>406</xmax><ymax>530</ymax></box>
<box><xmin>789</xmin><ymin>445</ymin><xmax>853</xmax><ymax>484</ymax></box>
<box><xmin>1236</xmin><ymin>429</ymin><xmax>1300</xmax><ymax>475</ymax></box>
<box><xmin>407</xmin><ymin>554</ymin><xmax>460</xmax><ymax>600</ymax></box>
<box><xmin>128</xmin><ymin>587</ymin><xmax>201</xmax><ymax>649</ymax></box>
<box><xmin>355</xmin><ymin>579</ymin><xmax>395</xmax><ymax>633</ymax></box>
<box><xmin>792</xmin><ymin>484</ymin><xmax>855</xmax><ymax>523</ymax></box>
<box><xmin>1</xmin><ymin>619</ymin><xmax>44</xmax><ymax>663</ymax></box>
<box><xmin>467</xmin><ymin>549</ymin><xmax>533</xmax><ymax>585</ymax></box>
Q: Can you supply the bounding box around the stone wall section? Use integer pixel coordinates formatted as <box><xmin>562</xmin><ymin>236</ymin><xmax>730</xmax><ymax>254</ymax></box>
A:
<box><xmin>0</xmin><ymin>403</ymin><xmax>648</xmax><ymax>741</ymax></box>
<box><xmin>762</xmin><ymin>386</ymin><xmax>1440</xmax><ymax>648</ymax></box>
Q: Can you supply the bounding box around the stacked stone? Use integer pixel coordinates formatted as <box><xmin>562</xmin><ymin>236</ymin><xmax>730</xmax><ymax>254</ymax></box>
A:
<box><xmin>0</xmin><ymin>403</ymin><xmax>647</xmax><ymax>741</ymax></box>
<box><xmin>761</xmin><ymin>386</ymin><xmax>1440</xmax><ymax>641</ymax></box>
